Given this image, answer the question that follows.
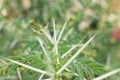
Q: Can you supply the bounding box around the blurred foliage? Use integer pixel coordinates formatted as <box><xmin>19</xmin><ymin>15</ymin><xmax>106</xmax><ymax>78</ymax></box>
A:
<box><xmin>0</xmin><ymin>0</ymin><xmax>120</xmax><ymax>80</ymax></box>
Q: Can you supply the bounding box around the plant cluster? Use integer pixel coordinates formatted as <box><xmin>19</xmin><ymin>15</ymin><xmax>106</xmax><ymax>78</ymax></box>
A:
<box><xmin>0</xmin><ymin>0</ymin><xmax>120</xmax><ymax>80</ymax></box>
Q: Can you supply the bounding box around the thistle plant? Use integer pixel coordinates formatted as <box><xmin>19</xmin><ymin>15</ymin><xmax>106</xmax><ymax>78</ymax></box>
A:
<box><xmin>0</xmin><ymin>20</ymin><xmax>106</xmax><ymax>80</ymax></box>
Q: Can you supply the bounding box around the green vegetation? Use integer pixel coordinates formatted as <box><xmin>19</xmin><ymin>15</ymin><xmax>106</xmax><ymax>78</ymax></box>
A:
<box><xmin>0</xmin><ymin>0</ymin><xmax>120</xmax><ymax>80</ymax></box>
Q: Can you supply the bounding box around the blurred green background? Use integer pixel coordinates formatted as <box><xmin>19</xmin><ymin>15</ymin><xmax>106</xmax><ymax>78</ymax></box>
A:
<box><xmin>0</xmin><ymin>0</ymin><xmax>120</xmax><ymax>79</ymax></box>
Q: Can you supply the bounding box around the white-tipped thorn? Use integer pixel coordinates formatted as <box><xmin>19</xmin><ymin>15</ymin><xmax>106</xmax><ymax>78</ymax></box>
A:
<box><xmin>93</xmin><ymin>68</ymin><xmax>120</xmax><ymax>80</ymax></box>
<box><xmin>44</xmin><ymin>29</ymin><xmax>54</xmax><ymax>44</ymax></box>
<box><xmin>36</xmin><ymin>36</ymin><xmax>51</xmax><ymax>62</ymax></box>
<box><xmin>57</xmin><ymin>21</ymin><xmax>67</xmax><ymax>44</ymax></box>
<box><xmin>61</xmin><ymin>44</ymin><xmax>78</xmax><ymax>58</ymax></box>
<box><xmin>5</xmin><ymin>59</ymin><xmax>51</xmax><ymax>76</ymax></box>
<box><xmin>17</xmin><ymin>67</ymin><xmax>22</xmax><ymax>80</ymax></box>
<box><xmin>53</xmin><ymin>19</ymin><xmax>59</xmax><ymax>64</ymax></box>
<box><xmin>39</xmin><ymin>74</ymin><xmax>44</xmax><ymax>80</ymax></box>
<box><xmin>57</xmin><ymin>34</ymin><xmax>96</xmax><ymax>74</ymax></box>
